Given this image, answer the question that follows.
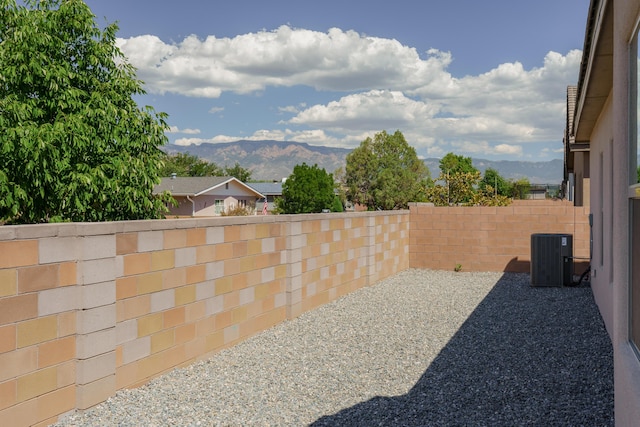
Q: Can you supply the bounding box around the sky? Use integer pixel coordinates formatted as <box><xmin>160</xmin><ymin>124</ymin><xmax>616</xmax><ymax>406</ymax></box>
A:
<box><xmin>83</xmin><ymin>0</ymin><xmax>590</xmax><ymax>161</ymax></box>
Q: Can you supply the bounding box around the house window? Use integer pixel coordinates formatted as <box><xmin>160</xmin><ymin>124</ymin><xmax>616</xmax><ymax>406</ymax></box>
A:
<box><xmin>238</xmin><ymin>200</ymin><xmax>247</xmax><ymax>208</ymax></box>
<box><xmin>214</xmin><ymin>199</ymin><xmax>224</xmax><ymax>214</ymax></box>
<box><xmin>630</xmin><ymin>28</ymin><xmax>640</xmax><ymax>353</ymax></box>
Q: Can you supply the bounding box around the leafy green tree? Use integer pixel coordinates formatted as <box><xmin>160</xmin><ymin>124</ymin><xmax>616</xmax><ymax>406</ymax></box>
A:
<box><xmin>426</xmin><ymin>171</ymin><xmax>482</xmax><ymax>206</ymax></box>
<box><xmin>427</xmin><ymin>152</ymin><xmax>481</xmax><ymax>205</ymax></box>
<box><xmin>277</xmin><ymin>163</ymin><xmax>336</xmax><ymax>214</ymax></box>
<box><xmin>344</xmin><ymin>130</ymin><xmax>430</xmax><ymax>210</ymax></box>
<box><xmin>160</xmin><ymin>153</ymin><xmax>222</xmax><ymax>177</ymax></box>
<box><xmin>479</xmin><ymin>168</ymin><xmax>511</xmax><ymax>197</ymax></box>
<box><xmin>224</xmin><ymin>162</ymin><xmax>252</xmax><ymax>182</ymax></box>
<box><xmin>469</xmin><ymin>185</ymin><xmax>512</xmax><ymax>206</ymax></box>
<box><xmin>331</xmin><ymin>195</ymin><xmax>344</xmax><ymax>212</ymax></box>
<box><xmin>439</xmin><ymin>153</ymin><xmax>478</xmax><ymax>176</ymax></box>
<box><xmin>426</xmin><ymin>170</ymin><xmax>511</xmax><ymax>206</ymax></box>
<box><xmin>637</xmin><ymin>165</ymin><xmax>640</xmax><ymax>183</ymax></box>
<box><xmin>510</xmin><ymin>177</ymin><xmax>531</xmax><ymax>199</ymax></box>
<box><xmin>0</xmin><ymin>0</ymin><xmax>170</xmax><ymax>223</ymax></box>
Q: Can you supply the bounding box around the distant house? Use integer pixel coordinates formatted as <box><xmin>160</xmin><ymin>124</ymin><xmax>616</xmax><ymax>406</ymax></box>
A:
<box><xmin>154</xmin><ymin>176</ymin><xmax>265</xmax><ymax>217</ymax></box>
<box><xmin>246</xmin><ymin>182</ymin><xmax>283</xmax><ymax>212</ymax></box>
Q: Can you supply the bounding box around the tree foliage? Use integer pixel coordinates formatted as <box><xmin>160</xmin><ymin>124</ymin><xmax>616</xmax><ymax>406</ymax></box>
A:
<box><xmin>277</xmin><ymin>163</ymin><xmax>336</xmax><ymax>214</ymax></box>
<box><xmin>428</xmin><ymin>152</ymin><xmax>479</xmax><ymax>205</ymax></box>
<box><xmin>426</xmin><ymin>171</ymin><xmax>482</xmax><ymax>206</ymax></box>
<box><xmin>479</xmin><ymin>168</ymin><xmax>510</xmax><ymax>197</ymax></box>
<box><xmin>426</xmin><ymin>156</ymin><xmax>513</xmax><ymax>206</ymax></box>
<box><xmin>160</xmin><ymin>154</ymin><xmax>252</xmax><ymax>182</ymax></box>
<box><xmin>426</xmin><ymin>170</ymin><xmax>511</xmax><ymax>206</ymax></box>
<box><xmin>344</xmin><ymin>130</ymin><xmax>430</xmax><ymax>210</ymax></box>
<box><xmin>224</xmin><ymin>162</ymin><xmax>252</xmax><ymax>182</ymax></box>
<box><xmin>0</xmin><ymin>0</ymin><xmax>171</xmax><ymax>223</ymax></box>
<box><xmin>439</xmin><ymin>152</ymin><xmax>478</xmax><ymax>176</ymax></box>
<box><xmin>509</xmin><ymin>177</ymin><xmax>531</xmax><ymax>199</ymax></box>
<box><xmin>160</xmin><ymin>153</ymin><xmax>222</xmax><ymax>177</ymax></box>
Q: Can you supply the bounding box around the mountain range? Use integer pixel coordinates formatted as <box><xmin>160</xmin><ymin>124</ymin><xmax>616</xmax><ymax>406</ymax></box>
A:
<box><xmin>163</xmin><ymin>140</ymin><xmax>564</xmax><ymax>184</ymax></box>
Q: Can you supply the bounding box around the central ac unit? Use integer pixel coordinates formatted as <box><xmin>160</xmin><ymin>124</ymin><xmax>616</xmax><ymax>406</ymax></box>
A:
<box><xmin>530</xmin><ymin>233</ymin><xmax>573</xmax><ymax>287</ymax></box>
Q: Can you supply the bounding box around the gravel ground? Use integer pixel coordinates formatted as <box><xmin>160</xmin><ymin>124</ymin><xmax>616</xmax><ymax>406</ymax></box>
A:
<box><xmin>53</xmin><ymin>269</ymin><xmax>613</xmax><ymax>427</ymax></box>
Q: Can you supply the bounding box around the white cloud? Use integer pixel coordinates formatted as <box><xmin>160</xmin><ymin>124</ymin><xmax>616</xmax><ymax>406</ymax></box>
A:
<box><xmin>494</xmin><ymin>144</ymin><xmax>523</xmax><ymax>155</ymax></box>
<box><xmin>281</xmin><ymin>49</ymin><xmax>580</xmax><ymax>156</ymax></box>
<box><xmin>279</xmin><ymin>103</ymin><xmax>307</xmax><ymax>114</ymax></box>
<box><xmin>174</xmin><ymin>129</ymin><xmax>342</xmax><ymax>147</ymax></box>
<box><xmin>287</xmin><ymin>90</ymin><xmax>439</xmax><ymax>131</ymax></box>
<box><xmin>120</xmin><ymin>26</ymin><xmax>582</xmax><ymax>159</ymax></box>
<box><xmin>117</xmin><ymin>26</ymin><xmax>452</xmax><ymax>97</ymax></box>
<box><xmin>167</xmin><ymin>125</ymin><xmax>201</xmax><ymax>134</ymax></box>
<box><xmin>208</xmin><ymin>107</ymin><xmax>225</xmax><ymax>114</ymax></box>
<box><xmin>451</xmin><ymin>141</ymin><xmax>524</xmax><ymax>157</ymax></box>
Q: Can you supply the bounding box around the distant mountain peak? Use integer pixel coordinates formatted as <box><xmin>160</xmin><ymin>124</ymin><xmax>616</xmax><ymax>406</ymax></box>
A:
<box><xmin>164</xmin><ymin>140</ymin><xmax>562</xmax><ymax>184</ymax></box>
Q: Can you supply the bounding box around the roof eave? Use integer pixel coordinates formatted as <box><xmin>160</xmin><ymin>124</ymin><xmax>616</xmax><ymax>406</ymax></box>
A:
<box><xmin>573</xmin><ymin>0</ymin><xmax>613</xmax><ymax>143</ymax></box>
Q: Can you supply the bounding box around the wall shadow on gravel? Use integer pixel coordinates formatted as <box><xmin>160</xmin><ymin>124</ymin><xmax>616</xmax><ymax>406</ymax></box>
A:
<box><xmin>310</xmin><ymin>273</ymin><xmax>613</xmax><ymax>427</ymax></box>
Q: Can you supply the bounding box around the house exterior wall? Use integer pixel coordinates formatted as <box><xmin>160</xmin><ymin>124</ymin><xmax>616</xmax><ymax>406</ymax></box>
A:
<box><xmin>573</xmin><ymin>151</ymin><xmax>591</xmax><ymax>207</ymax></box>
<box><xmin>169</xmin><ymin>197</ymin><xmax>194</xmax><ymax>217</ymax></box>
<box><xmin>588</xmin><ymin>93</ymin><xmax>614</xmax><ymax>336</ymax></box>
<box><xmin>169</xmin><ymin>195</ymin><xmax>254</xmax><ymax>217</ymax></box>
<box><xmin>166</xmin><ymin>179</ymin><xmax>262</xmax><ymax>217</ymax></box>
<box><xmin>573</xmin><ymin>0</ymin><xmax>640</xmax><ymax>423</ymax></box>
<box><xmin>611</xmin><ymin>1</ymin><xmax>640</xmax><ymax>424</ymax></box>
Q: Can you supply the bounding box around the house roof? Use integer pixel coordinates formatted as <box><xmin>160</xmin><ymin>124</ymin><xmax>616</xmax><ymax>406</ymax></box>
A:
<box><xmin>573</xmin><ymin>0</ymin><xmax>613</xmax><ymax>143</ymax></box>
<box><xmin>154</xmin><ymin>176</ymin><xmax>265</xmax><ymax>198</ymax></box>
<box><xmin>246</xmin><ymin>182</ymin><xmax>283</xmax><ymax>196</ymax></box>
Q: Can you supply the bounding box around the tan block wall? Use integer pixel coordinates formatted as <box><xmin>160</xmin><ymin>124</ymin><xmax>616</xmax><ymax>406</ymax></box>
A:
<box><xmin>0</xmin><ymin>203</ymin><xmax>591</xmax><ymax>426</ymax></box>
<box><xmin>0</xmin><ymin>236</ymin><xmax>78</xmax><ymax>427</ymax></box>
<box><xmin>0</xmin><ymin>211</ymin><xmax>408</xmax><ymax>426</ymax></box>
<box><xmin>409</xmin><ymin>200</ymin><xmax>590</xmax><ymax>273</ymax></box>
<box><xmin>113</xmin><ymin>221</ymin><xmax>290</xmax><ymax>390</ymax></box>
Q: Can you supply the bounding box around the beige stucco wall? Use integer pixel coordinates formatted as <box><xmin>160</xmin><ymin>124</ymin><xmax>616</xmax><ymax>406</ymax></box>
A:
<box><xmin>594</xmin><ymin>1</ymin><xmax>640</xmax><ymax>424</ymax></box>
<box><xmin>589</xmin><ymin>93</ymin><xmax>614</xmax><ymax>336</ymax></box>
<box><xmin>613</xmin><ymin>2</ymin><xmax>640</xmax><ymax>425</ymax></box>
<box><xmin>169</xmin><ymin>194</ymin><xmax>259</xmax><ymax>217</ymax></box>
<box><xmin>573</xmin><ymin>151</ymin><xmax>591</xmax><ymax>207</ymax></box>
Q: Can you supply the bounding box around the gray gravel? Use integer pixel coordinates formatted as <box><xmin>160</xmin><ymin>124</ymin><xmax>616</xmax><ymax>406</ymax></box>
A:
<box><xmin>53</xmin><ymin>269</ymin><xmax>613</xmax><ymax>427</ymax></box>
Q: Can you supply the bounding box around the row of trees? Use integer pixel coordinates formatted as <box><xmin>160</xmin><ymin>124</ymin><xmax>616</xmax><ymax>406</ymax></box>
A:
<box><xmin>275</xmin><ymin>131</ymin><xmax>532</xmax><ymax>214</ymax></box>
<box><xmin>160</xmin><ymin>153</ymin><xmax>252</xmax><ymax>182</ymax></box>
<box><xmin>425</xmin><ymin>152</ymin><xmax>531</xmax><ymax>207</ymax></box>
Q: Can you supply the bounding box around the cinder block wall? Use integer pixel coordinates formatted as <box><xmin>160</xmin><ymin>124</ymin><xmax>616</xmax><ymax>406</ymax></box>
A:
<box><xmin>409</xmin><ymin>200</ymin><xmax>591</xmax><ymax>273</ymax></box>
<box><xmin>0</xmin><ymin>201</ymin><xmax>592</xmax><ymax>426</ymax></box>
<box><xmin>0</xmin><ymin>211</ymin><xmax>409</xmax><ymax>427</ymax></box>
<box><xmin>0</xmin><ymin>235</ymin><xmax>78</xmax><ymax>427</ymax></box>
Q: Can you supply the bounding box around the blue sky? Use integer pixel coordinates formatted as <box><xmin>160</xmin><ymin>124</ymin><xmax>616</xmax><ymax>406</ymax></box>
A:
<box><xmin>83</xmin><ymin>0</ymin><xmax>589</xmax><ymax>161</ymax></box>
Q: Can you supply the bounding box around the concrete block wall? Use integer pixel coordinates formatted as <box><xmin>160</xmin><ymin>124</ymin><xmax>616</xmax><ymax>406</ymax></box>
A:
<box><xmin>288</xmin><ymin>213</ymin><xmax>409</xmax><ymax>318</ymax></box>
<box><xmin>0</xmin><ymin>202</ymin><xmax>591</xmax><ymax>426</ymax></box>
<box><xmin>0</xmin><ymin>211</ymin><xmax>409</xmax><ymax>426</ymax></box>
<box><xmin>113</xmin><ymin>220</ymin><xmax>291</xmax><ymax>391</ymax></box>
<box><xmin>0</xmin><ymin>232</ymin><xmax>79</xmax><ymax>427</ymax></box>
<box><xmin>409</xmin><ymin>200</ymin><xmax>591</xmax><ymax>272</ymax></box>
